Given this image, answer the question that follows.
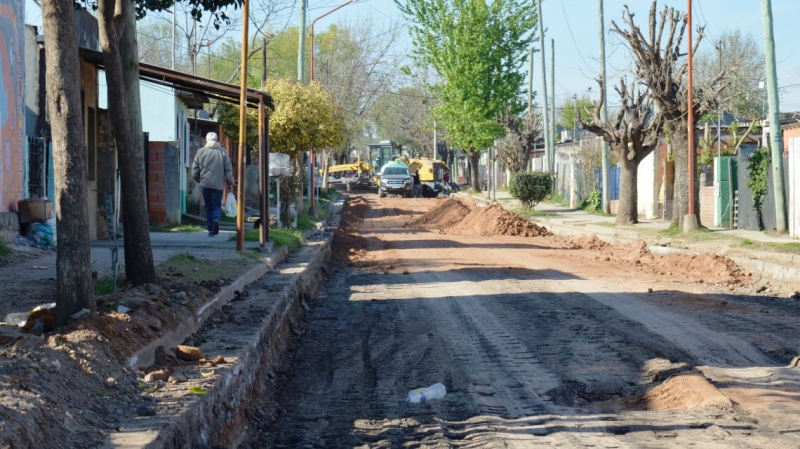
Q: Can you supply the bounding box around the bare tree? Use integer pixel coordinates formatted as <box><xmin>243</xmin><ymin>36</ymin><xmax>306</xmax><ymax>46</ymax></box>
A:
<box><xmin>582</xmin><ymin>78</ymin><xmax>662</xmax><ymax>225</ymax></box>
<box><xmin>316</xmin><ymin>18</ymin><xmax>406</xmax><ymax>159</ymax></box>
<box><xmin>611</xmin><ymin>2</ymin><xmax>725</xmax><ymax>228</ymax></box>
<box><xmin>495</xmin><ymin>110</ymin><xmax>542</xmax><ymax>173</ymax></box>
<box><xmin>695</xmin><ymin>29</ymin><xmax>766</xmax><ymax>154</ymax></box>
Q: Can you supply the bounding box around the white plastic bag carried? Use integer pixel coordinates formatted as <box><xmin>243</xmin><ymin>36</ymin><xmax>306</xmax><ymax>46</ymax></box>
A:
<box><xmin>224</xmin><ymin>192</ymin><xmax>237</xmax><ymax>217</ymax></box>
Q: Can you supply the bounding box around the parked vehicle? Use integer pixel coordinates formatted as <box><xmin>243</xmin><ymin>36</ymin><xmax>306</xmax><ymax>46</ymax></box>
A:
<box><xmin>377</xmin><ymin>162</ymin><xmax>413</xmax><ymax>198</ymax></box>
<box><xmin>323</xmin><ymin>160</ymin><xmax>376</xmax><ymax>191</ymax></box>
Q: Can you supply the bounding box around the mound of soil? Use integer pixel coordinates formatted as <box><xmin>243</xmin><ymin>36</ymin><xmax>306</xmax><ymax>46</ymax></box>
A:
<box><xmin>332</xmin><ymin>196</ymin><xmax>371</xmax><ymax>267</ymax></box>
<box><xmin>569</xmin><ymin>235</ymin><xmax>752</xmax><ymax>288</ymax></box>
<box><xmin>0</xmin><ymin>280</ymin><xmax>217</xmax><ymax>448</ymax></box>
<box><xmin>407</xmin><ymin>198</ymin><xmax>551</xmax><ymax>238</ymax></box>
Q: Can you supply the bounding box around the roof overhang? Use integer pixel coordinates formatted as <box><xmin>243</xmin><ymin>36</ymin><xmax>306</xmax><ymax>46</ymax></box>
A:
<box><xmin>78</xmin><ymin>48</ymin><xmax>273</xmax><ymax>110</ymax></box>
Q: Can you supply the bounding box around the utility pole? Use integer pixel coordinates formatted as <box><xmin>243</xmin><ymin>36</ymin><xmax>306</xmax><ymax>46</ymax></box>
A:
<box><xmin>573</xmin><ymin>94</ymin><xmax>578</xmax><ymax>140</ymax></box>
<box><xmin>549</xmin><ymin>38</ymin><xmax>556</xmax><ymax>172</ymax></box>
<box><xmin>761</xmin><ymin>0</ymin><xmax>788</xmax><ymax>232</ymax></box>
<box><xmin>684</xmin><ymin>0</ymin><xmax>698</xmax><ymax>231</ymax></box>
<box><xmin>297</xmin><ymin>0</ymin><xmax>306</xmax><ymax>82</ymax></box>
<box><xmin>527</xmin><ymin>47</ymin><xmax>534</xmax><ymax>115</ymax></box>
<box><xmin>261</xmin><ymin>35</ymin><xmax>267</xmax><ymax>86</ymax></box>
<box><xmin>598</xmin><ymin>0</ymin><xmax>610</xmax><ymax>213</ymax></box>
<box><xmin>171</xmin><ymin>1</ymin><xmax>176</xmax><ymax>70</ymax></box>
<box><xmin>433</xmin><ymin>120</ymin><xmax>438</xmax><ymax>160</ymax></box>
<box><xmin>716</xmin><ymin>43</ymin><xmax>722</xmax><ymax>159</ymax></box>
<box><xmin>537</xmin><ymin>0</ymin><xmax>551</xmax><ymax>173</ymax></box>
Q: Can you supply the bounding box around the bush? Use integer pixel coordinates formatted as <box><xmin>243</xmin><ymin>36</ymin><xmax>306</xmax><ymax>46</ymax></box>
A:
<box><xmin>581</xmin><ymin>190</ymin><xmax>602</xmax><ymax>212</ymax></box>
<box><xmin>509</xmin><ymin>172</ymin><xmax>552</xmax><ymax>210</ymax></box>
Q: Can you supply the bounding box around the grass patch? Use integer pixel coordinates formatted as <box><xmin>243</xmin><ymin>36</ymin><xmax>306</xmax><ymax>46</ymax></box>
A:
<box><xmin>156</xmin><ymin>251</ymin><xmax>260</xmax><ymax>283</ymax></box>
<box><xmin>221</xmin><ymin>215</ymin><xmax>237</xmax><ymax>223</ymax></box>
<box><xmin>94</xmin><ymin>274</ymin><xmax>124</xmax><ymax>296</ymax></box>
<box><xmin>512</xmin><ymin>208</ymin><xmax>553</xmax><ymax>218</ymax></box>
<box><xmin>151</xmin><ymin>224</ymin><xmax>205</xmax><ymax>232</ymax></box>
<box><xmin>736</xmin><ymin>240</ymin><xmax>800</xmax><ymax>254</ymax></box>
<box><xmin>233</xmin><ymin>228</ymin><xmax>304</xmax><ymax>252</ymax></box>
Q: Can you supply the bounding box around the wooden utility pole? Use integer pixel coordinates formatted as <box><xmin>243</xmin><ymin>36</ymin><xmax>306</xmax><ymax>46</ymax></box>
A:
<box><xmin>598</xmin><ymin>0</ymin><xmax>611</xmax><ymax>213</ymax></box>
<box><xmin>537</xmin><ymin>0</ymin><xmax>551</xmax><ymax>172</ymax></box>
<box><xmin>761</xmin><ymin>0</ymin><xmax>788</xmax><ymax>232</ymax></box>
<box><xmin>684</xmin><ymin>0</ymin><xmax>698</xmax><ymax>231</ymax></box>
<box><xmin>261</xmin><ymin>36</ymin><xmax>267</xmax><ymax>86</ymax></box>
<box><xmin>236</xmin><ymin>0</ymin><xmax>250</xmax><ymax>250</ymax></box>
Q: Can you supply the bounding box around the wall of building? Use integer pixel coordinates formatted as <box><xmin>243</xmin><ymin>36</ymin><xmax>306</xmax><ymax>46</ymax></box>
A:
<box><xmin>148</xmin><ymin>141</ymin><xmax>181</xmax><ymax>226</ymax></box>
<box><xmin>788</xmin><ymin>137</ymin><xmax>800</xmax><ymax>239</ymax></box>
<box><xmin>636</xmin><ymin>151</ymin><xmax>657</xmax><ymax>220</ymax></box>
<box><xmin>80</xmin><ymin>58</ymin><xmax>98</xmax><ymax>240</ymax></box>
<box><xmin>0</xmin><ymin>0</ymin><xmax>25</xmax><ymax>213</ymax></box>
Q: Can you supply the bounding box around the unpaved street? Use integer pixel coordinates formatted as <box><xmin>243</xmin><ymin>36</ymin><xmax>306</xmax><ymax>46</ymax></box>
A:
<box><xmin>247</xmin><ymin>195</ymin><xmax>800</xmax><ymax>448</ymax></box>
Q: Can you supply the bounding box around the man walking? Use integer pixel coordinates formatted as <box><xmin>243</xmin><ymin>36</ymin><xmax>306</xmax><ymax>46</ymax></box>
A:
<box><xmin>192</xmin><ymin>132</ymin><xmax>234</xmax><ymax>236</ymax></box>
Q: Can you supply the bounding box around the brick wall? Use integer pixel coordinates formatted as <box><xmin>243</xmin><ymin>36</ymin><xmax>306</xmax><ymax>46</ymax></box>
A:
<box><xmin>148</xmin><ymin>142</ymin><xmax>168</xmax><ymax>225</ymax></box>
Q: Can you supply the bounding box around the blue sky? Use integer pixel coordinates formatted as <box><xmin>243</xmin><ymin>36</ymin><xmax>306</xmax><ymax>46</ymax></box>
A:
<box><xmin>24</xmin><ymin>0</ymin><xmax>800</xmax><ymax>110</ymax></box>
<box><xmin>316</xmin><ymin>0</ymin><xmax>800</xmax><ymax>112</ymax></box>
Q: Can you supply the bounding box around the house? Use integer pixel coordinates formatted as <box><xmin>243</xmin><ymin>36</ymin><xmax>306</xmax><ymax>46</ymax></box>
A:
<box><xmin>784</xmin><ymin>122</ymin><xmax>800</xmax><ymax>239</ymax></box>
<box><xmin>24</xmin><ymin>10</ymin><xmax>106</xmax><ymax>240</ymax></box>
<box><xmin>0</xmin><ymin>0</ymin><xmax>25</xmax><ymax>241</ymax></box>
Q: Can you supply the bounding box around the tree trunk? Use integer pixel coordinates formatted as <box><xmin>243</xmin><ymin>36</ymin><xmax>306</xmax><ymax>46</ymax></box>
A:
<box><xmin>98</xmin><ymin>0</ymin><xmax>156</xmax><ymax>285</ymax></box>
<box><xmin>41</xmin><ymin>0</ymin><xmax>95</xmax><ymax>327</ymax></box>
<box><xmin>617</xmin><ymin>156</ymin><xmax>639</xmax><ymax>226</ymax></box>
<box><xmin>470</xmin><ymin>151</ymin><xmax>481</xmax><ymax>192</ymax></box>
<box><xmin>669</xmin><ymin>122</ymin><xmax>702</xmax><ymax>229</ymax></box>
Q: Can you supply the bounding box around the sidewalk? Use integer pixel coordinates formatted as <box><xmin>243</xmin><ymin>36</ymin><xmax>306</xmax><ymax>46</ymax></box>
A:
<box><xmin>458</xmin><ymin>190</ymin><xmax>800</xmax><ymax>288</ymax></box>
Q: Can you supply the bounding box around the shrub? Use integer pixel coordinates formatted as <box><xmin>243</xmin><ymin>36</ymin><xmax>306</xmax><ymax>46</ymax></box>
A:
<box><xmin>582</xmin><ymin>190</ymin><xmax>601</xmax><ymax>212</ymax></box>
<box><xmin>509</xmin><ymin>172</ymin><xmax>552</xmax><ymax>210</ymax></box>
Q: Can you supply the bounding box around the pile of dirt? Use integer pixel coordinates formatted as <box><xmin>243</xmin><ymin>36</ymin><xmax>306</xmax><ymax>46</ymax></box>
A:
<box><xmin>332</xmin><ymin>196</ymin><xmax>371</xmax><ymax>267</ymax></box>
<box><xmin>407</xmin><ymin>198</ymin><xmax>551</xmax><ymax>237</ymax></box>
<box><xmin>0</xmin><ymin>280</ymin><xmax>217</xmax><ymax>448</ymax></box>
<box><xmin>569</xmin><ymin>235</ymin><xmax>753</xmax><ymax>288</ymax></box>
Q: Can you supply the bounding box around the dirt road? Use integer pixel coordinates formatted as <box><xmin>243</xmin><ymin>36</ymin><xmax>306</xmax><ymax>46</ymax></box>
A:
<box><xmin>247</xmin><ymin>195</ymin><xmax>800</xmax><ymax>448</ymax></box>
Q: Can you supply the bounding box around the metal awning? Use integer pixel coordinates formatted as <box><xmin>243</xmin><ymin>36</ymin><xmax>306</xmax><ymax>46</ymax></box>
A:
<box><xmin>78</xmin><ymin>48</ymin><xmax>273</xmax><ymax>109</ymax></box>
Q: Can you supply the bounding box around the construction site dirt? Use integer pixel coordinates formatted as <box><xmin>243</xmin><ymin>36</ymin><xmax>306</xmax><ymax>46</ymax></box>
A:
<box><xmin>246</xmin><ymin>194</ymin><xmax>800</xmax><ymax>448</ymax></box>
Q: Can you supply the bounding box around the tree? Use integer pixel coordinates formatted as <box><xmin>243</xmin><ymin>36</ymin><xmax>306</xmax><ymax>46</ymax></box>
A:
<box><xmin>494</xmin><ymin>110</ymin><xmax>541</xmax><ymax>173</ymax></box>
<box><xmin>695</xmin><ymin>30</ymin><xmax>765</xmax><ymax>154</ymax></box>
<box><xmin>218</xmin><ymin>78</ymin><xmax>346</xmax><ymax>216</ymax></box>
<box><xmin>611</xmin><ymin>2</ymin><xmax>725</xmax><ymax>229</ymax></box>
<box><xmin>559</xmin><ymin>96</ymin><xmax>593</xmax><ymax>134</ymax></box>
<box><xmin>398</xmin><ymin>0</ymin><xmax>537</xmax><ymax>191</ymax></box>
<box><xmin>97</xmin><ymin>0</ymin><xmax>157</xmax><ymax>286</ymax></box>
<box><xmin>41</xmin><ymin>0</ymin><xmax>95</xmax><ymax>326</ymax></box>
<box><xmin>314</xmin><ymin>19</ymin><xmax>404</xmax><ymax>161</ymax></box>
<box><xmin>371</xmin><ymin>84</ymin><xmax>435</xmax><ymax>156</ymax></box>
<box><xmin>581</xmin><ymin>78</ymin><xmax>662</xmax><ymax>225</ymax></box>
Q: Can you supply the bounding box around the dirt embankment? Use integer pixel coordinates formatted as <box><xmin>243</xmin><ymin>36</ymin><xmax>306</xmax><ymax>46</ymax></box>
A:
<box><xmin>0</xmin><ymin>279</ymin><xmax>229</xmax><ymax>448</ymax></box>
<box><xmin>401</xmin><ymin>197</ymin><xmax>750</xmax><ymax>289</ymax></box>
<box><xmin>570</xmin><ymin>235</ymin><xmax>753</xmax><ymax>288</ymax></box>
<box><xmin>406</xmin><ymin>197</ymin><xmax>551</xmax><ymax>237</ymax></box>
<box><xmin>332</xmin><ymin>196</ymin><xmax>371</xmax><ymax>267</ymax></box>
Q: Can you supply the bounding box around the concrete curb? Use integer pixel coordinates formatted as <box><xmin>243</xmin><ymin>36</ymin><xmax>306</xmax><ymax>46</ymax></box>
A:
<box><xmin>126</xmin><ymin>247</ymin><xmax>288</xmax><ymax>370</ymax></box>
<box><xmin>108</xmin><ymin>198</ymin><xmax>343</xmax><ymax>448</ymax></box>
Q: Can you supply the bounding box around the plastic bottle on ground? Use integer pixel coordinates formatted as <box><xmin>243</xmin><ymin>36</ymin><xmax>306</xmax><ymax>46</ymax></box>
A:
<box><xmin>405</xmin><ymin>383</ymin><xmax>446</xmax><ymax>403</ymax></box>
<box><xmin>5</xmin><ymin>312</ymin><xmax>29</xmax><ymax>327</ymax></box>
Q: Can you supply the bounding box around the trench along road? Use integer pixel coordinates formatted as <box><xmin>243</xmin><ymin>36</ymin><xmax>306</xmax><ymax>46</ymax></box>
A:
<box><xmin>248</xmin><ymin>194</ymin><xmax>800</xmax><ymax>448</ymax></box>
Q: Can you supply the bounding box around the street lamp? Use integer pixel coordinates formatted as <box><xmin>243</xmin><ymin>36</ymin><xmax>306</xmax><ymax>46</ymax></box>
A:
<box><xmin>307</xmin><ymin>0</ymin><xmax>355</xmax><ymax>216</ymax></box>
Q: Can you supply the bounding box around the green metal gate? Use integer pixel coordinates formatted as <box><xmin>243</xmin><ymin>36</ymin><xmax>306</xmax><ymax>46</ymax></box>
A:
<box><xmin>715</xmin><ymin>156</ymin><xmax>737</xmax><ymax>228</ymax></box>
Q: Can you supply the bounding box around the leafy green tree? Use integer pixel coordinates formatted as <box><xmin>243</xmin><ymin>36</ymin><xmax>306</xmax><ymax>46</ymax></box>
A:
<box><xmin>559</xmin><ymin>96</ymin><xmax>594</xmax><ymax>134</ymax></box>
<box><xmin>398</xmin><ymin>0</ymin><xmax>537</xmax><ymax>191</ymax></box>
